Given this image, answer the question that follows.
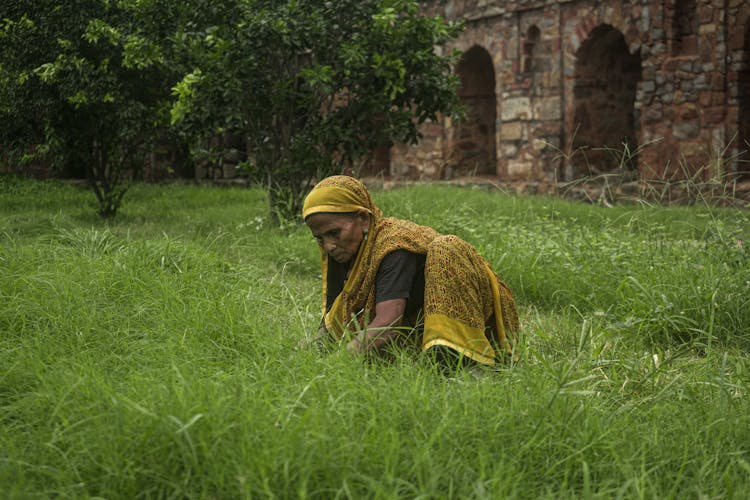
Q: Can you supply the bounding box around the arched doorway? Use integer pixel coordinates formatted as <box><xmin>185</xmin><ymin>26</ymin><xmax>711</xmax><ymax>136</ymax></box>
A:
<box><xmin>739</xmin><ymin>21</ymin><xmax>750</xmax><ymax>180</ymax></box>
<box><xmin>571</xmin><ymin>25</ymin><xmax>642</xmax><ymax>177</ymax></box>
<box><xmin>451</xmin><ymin>45</ymin><xmax>497</xmax><ymax>177</ymax></box>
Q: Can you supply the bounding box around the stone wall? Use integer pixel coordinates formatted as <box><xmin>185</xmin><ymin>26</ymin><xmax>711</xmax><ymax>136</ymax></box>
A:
<box><xmin>387</xmin><ymin>0</ymin><xmax>750</xmax><ymax>185</ymax></box>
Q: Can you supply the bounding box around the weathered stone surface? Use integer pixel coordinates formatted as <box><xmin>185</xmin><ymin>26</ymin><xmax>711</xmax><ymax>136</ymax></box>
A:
<box><xmin>533</xmin><ymin>96</ymin><xmax>562</xmax><ymax>120</ymax></box>
<box><xmin>389</xmin><ymin>0</ymin><xmax>750</xmax><ymax>186</ymax></box>
<box><xmin>501</xmin><ymin>97</ymin><xmax>532</xmax><ymax>120</ymax></box>
<box><xmin>500</xmin><ymin>143</ymin><xmax>519</xmax><ymax>157</ymax></box>
<box><xmin>674</xmin><ymin>121</ymin><xmax>700</xmax><ymax>140</ymax></box>
<box><xmin>507</xmin><ymin>160</ymin><xmax>533</xmax><ymax>177</ymax></box>
<box><xmin>643</xmin><ymin>104</ymin><xmax>663</xmax><ymax>123</ymax></box>
<box><xmin>500</xmin><ymin>121</ymin><xmax>524</xmax><ymax>140</ymax></box>
<box><xmin>703</xmin><ymin>107</ymin><xmax>726</xmax><ymax>124</ymax></box>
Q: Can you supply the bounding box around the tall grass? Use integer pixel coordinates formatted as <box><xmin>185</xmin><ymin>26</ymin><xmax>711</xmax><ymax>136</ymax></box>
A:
<box><xmin>1</xmin><ymin>176</ymin><xmax>749</xmax><ymax>498</ymax></box>
<box><xmin>377</xmin><ymin>184</ymin><xmax>750</xmax><ymax>349</ymax></box>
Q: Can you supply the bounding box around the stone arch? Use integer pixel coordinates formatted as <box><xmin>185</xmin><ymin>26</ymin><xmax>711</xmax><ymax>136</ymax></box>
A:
<box><xmin>451</xmin><ymin>44</ymin><xmax>497</xmax><ymax>176</ymax></box>
<box><xmin>571</xmin><ymin>24</ymin><xmax>642</xmax><ymax>177</ymax></box>
<box><xmin>566</xmin><ymin>14</ymin><xmax>640</xmax><ymax>59</ymax></box>
<box><xmin>739</xmin><ymin>20</ymin><xmax>750</xmax><ymax>179</ymax></box>
<box><xmin>672</xmin><ymin>0</ymin><xmax>698</xmax><ymax>56</ymax></box>
<box><xmin>523</xmin><ymin>25</ymin><xmax>541</xmax><ymax>73</ymax></box>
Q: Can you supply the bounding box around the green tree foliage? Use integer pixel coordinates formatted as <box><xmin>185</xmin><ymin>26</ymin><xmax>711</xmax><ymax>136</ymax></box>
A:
<box><xmin>1</xmin><ymin>0</ymin><xmax>462</xmax><ymax>220</ymax></box>
<box><xmin>170</xmin><ymin>0</ymin><xmax>463</xmax><ymax>221</ymax></box>
<box><xmin>0</xmin><ymin>0</ymin><xmax>175</xmax><ymax>218</ymax></box>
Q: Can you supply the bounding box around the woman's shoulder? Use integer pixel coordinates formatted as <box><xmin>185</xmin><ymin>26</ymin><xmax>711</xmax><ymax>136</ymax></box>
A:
<box><xmin>375</xmin><ymin>217</ymin><xmax>440</xmax><ymax>253</ymax></box>
<box><xmin>378</xmin><ymin>216</ymin><xmax>437</xmax><ymax>234</ymax></box>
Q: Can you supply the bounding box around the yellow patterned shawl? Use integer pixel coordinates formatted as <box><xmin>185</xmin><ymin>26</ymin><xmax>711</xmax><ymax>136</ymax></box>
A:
<box><xmin>303</xmin><ymin>175</ymin><xmax>519</xmax><ymax>364</ymax></box>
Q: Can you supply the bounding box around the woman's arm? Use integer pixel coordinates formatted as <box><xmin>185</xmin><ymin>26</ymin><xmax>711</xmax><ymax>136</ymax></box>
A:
<box><xmin>347</xmin><ymin>298</ymin><xmax>407</xmax><ymax>353</ymax></box>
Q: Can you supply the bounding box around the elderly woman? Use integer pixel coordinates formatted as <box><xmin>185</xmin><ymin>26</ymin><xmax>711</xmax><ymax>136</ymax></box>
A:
<box><xmin>303</xmin><ymin>175</ymin><xmax>519</xmax><ymax>367</ymax></box>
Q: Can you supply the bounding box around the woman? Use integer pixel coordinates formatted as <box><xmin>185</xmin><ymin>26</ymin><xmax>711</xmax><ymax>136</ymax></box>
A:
<box><xmin>303</xmin><ymin>175</ymin><xmax>519</xmax><ymax>367</ymax></box>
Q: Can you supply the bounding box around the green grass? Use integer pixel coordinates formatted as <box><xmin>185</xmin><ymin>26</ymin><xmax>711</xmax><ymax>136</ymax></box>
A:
<box><xmin>1</xmin><ymin>176</ymin><xmax>749</xmax><ymax>498</ymax></box>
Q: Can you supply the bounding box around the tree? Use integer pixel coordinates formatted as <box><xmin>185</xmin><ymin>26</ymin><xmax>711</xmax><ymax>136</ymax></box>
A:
<box><xmin>170</xmin><ymin>0</ymin><xmax>463</xmax><ymax>222</ymax></box>
<box><xmin>0</xmin><ymin>0</ymin><xmax>175</xmax><ymax>218</ymax></box>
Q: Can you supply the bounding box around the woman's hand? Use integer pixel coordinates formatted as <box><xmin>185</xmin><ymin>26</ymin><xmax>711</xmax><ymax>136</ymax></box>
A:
<box><xmin>345</xmin><ymin>299</ymin><xmax>406</xmax><ymax>355</ymax></box>
<box><xmin>296</xmin><ymin>320</ymin><xmax>330</xmax><ymax>352</ymax></box>
<box><xmin>346</xmin><ymin>334</ymin><xmax>367</xmax><ymax>354</ymax></box>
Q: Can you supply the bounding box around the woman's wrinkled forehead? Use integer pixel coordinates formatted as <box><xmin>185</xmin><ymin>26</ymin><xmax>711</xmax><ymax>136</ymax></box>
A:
<box><xmin>305</xmin><ymin>212</ymin><xmax>356</xmax><ymax>232</ymax></box>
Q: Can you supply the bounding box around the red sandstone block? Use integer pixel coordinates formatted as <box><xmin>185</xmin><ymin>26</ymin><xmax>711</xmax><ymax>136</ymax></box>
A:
<box><xmin>728</xmin><ymin>31</ymin><xmax>745</xmax><ymax>51</ymax></box>
<box><xmin>711</xmin><ymin>76</ymin><xmax>724</xmax><ymax>91</ymax></box>
<box><xmin>679</xmin><ymin>36</ymin><xmax>699</xmax><ymax>55</ymax></box>
<box><xmin>702</xmin><ymin>107</ymin><xmax>725</xmax><ymax>124</ymax></box>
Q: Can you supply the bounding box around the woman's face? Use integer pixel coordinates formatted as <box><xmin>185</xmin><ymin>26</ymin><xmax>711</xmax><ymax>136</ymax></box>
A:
<box><xmin>305</xmin><ymin>212</ymin><xmax>370</xmax><ymax>264</ymax></box>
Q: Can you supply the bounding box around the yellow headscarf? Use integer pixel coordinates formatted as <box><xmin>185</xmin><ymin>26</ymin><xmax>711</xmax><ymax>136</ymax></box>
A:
<box><xmin>303</xmin><ymin>176</ymin><xmax>519</xmax><ymax>364</ymax></box>
<box><xmin>302</xmin><ymin>175</ymin><xmax>381</xmax><ymax>220</ymax></box>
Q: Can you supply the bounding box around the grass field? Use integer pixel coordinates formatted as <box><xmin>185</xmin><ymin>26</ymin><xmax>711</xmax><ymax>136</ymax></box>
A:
<box><xmin>1</xmin><ymin>176</ymin><xmax>749</xmax><ymax>498</ymax></box>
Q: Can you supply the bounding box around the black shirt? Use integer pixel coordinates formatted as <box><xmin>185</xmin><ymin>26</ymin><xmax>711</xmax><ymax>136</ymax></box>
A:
<box><xmin>326</xmin><ymin>250</ymin><xmax>426</xmax><ymax>319</ymax></box>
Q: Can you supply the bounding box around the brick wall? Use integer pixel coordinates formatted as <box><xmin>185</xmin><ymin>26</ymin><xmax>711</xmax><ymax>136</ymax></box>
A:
<box><xmin>389</xmin><ymin>0</ymin><xmax>750</xmax><ymax>184</ymax></box>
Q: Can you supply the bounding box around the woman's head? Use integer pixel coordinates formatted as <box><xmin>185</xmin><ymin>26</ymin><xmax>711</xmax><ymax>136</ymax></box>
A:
<box><xmin>305</xmin><ymin>211</ymin><xmax>369</xmax><ymax>263</ymax></box>
<box><xmin>302</xmin><ymin>176</ymin><xmax>379</xmax><ymax>264</ymax></box>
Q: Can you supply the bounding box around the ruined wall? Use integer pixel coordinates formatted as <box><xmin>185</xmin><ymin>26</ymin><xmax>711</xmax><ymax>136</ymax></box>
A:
<box><xmin>388</xmin><ymin>0</ymin><xmax>750</xmax><ymax>184</ymax></box>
